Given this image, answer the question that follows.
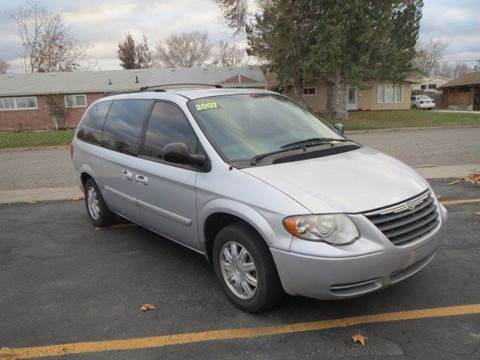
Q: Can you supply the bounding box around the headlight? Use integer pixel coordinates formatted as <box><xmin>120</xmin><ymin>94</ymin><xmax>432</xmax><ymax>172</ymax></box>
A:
<box><xmin>283</xmin><ymin>214</ymin><xmax>359</xmax><ymax>245</ymax></box>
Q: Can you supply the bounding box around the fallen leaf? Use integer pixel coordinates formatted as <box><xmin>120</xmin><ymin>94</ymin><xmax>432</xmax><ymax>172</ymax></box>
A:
<box><xmin>0</xmin><ymin>347</ymin><xmax>16</xmax><ymax>360</ymax></box>
<box><xmin>140</xmin><ymin>304</ymin><xmax>156</xmax><ymax>312</ymax></box>
<box><xmin>71</xmin><ymin>196</ymin><xmax>84</xmax><ymax>201</ymax></box>
<box><xmin>448</xmin><ymin>179</ymin><xmax>461</xmax><ymax>186</ymax></box>
<box><xmin>352</xmin><ymin>334</ymin><xmax>368</xmax><ymax>346</ymax></box>
<box><xmin>463</xmin><ymin>172</ymin><xmax>480</xmax><ymax>185</ymax></box>
<box><xmin>436</xmin><ymin>194</ymin><xmax>443</xmax><ymax>200</ymax></box>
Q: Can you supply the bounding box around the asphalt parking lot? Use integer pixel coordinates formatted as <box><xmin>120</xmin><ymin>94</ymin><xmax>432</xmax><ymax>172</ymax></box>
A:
<box><xmin>1</xmin><ymin>179</ymin><xmax>479</xmax><ymax>359</ymax></box>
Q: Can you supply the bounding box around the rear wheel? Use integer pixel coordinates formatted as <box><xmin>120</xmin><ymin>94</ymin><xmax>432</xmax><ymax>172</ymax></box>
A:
<box><xmin>84</xmin><ymin>179</ymin><xmax>116</xmax><ymax>227</ymax></box>
<box><xmin>212</xmin><ymin>222</ymin><xmax>284</xmax><ymax>312</ymax></box>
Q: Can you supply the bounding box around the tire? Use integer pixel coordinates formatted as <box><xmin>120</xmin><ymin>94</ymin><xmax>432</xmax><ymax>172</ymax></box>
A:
<box><xmin>212</xmin><ymin>222</ymin><xmax>284</xmax><ymax>312</ymax></box>
<box><xmin>84</xmin><ymin>178</ymin><xmax>116</xmax><ymax>227</ymax></box>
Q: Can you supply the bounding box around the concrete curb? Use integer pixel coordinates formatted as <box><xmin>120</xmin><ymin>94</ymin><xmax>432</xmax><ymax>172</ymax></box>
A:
<box><xmin>0</xmin><ymin>164</ymin><xmax>478</xmax><ymax>205</ymax></box>
<box><xmin>345</xmin><ymin>125</ymin><xmax>480</xmax><ymax>135</ymax></box>
<box><xmin>0</xmin><ymin>145</ymin><xmax>69</xmax><ymax>153</ymax></box>
<box><xmin>0</xmin><ymin>187</ymin><xmax>82</xmax><ymax>205</ymax></box>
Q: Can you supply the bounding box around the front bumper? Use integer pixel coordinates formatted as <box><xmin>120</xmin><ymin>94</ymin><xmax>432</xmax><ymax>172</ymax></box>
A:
<box><xmin>271</xmin><ymin>203</ymin><xmax>447</xmax><ymax>300</ymax></box>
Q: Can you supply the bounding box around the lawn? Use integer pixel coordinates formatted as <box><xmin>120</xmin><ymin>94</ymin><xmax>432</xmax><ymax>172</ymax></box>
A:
<box><xmin>325</xmin><ymin>110</ymin><xmax>480</xmax><ymax>131</ymax></box>
<box><xmin>0</xmin><ymin>129</ymin><xmax>75</xmax><ymax>149</ymax></box>
<box><xmin>0</xmin><ymin>110</ymin><xmax>479</xmax><ymax>149</ymax></box>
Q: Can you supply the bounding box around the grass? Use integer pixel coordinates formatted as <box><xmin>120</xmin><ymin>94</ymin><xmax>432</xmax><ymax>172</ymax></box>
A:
<box><xmin>0</xmin><ymin>129</ymin><xmax>75</xmax><ymax>149</ymax></box>
<box><xmin>0</xmin><ymin>110</ymin><xmax>479</xmax><ymax>149</ymax></box>
<box><xmin>324</xmin><ymin>110</ymin><xmax>480</xmax><ymax>131</ymax></box>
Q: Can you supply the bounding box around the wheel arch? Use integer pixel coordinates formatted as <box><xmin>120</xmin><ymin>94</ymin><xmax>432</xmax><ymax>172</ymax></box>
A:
<box><xmin>199</xmin><ymin>199</ymin><xmax>277</xmax><ymax>263</ymax></box>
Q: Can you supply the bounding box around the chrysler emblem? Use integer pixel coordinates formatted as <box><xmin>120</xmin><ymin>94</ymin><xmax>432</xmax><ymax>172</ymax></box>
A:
<box><xmin>407</xmin><ymin>201</ymin><xmax>416</xmax><ymax>211</ymax></box>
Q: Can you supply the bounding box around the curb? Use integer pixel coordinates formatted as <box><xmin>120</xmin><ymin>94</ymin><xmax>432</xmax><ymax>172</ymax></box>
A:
<box><xmin>345</xmin><ymin>125</ymin><xmax>480</xmax><ymax>135</ymax></box>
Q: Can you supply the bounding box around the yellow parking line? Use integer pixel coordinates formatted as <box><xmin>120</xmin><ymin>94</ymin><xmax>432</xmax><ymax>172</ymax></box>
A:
<box><xmin>441</xmin><ymin>198</ymin><xmax>480</xmax><ymax>206</ymax></box>
<box><xmin>2</xmin><ymin>304</ymin><xmax>480</xmax><ymax>359</ymax></box>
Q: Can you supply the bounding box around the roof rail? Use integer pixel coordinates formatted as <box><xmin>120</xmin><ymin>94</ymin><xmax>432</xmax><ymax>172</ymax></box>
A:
<box><xmin>139</xmin><ymin>83</ymin><xmax>223</xmax><ymax>91</ymax></box>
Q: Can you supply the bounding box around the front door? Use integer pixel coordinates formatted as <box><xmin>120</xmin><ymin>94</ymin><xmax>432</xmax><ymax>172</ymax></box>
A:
<box><xmin>135</xmin><ymin>101</ymin><xmax>200</xmax><ymax>250</ymax></box>
<box><xmin>347</xmin><ymin>87</ymin><xmax>358</xmax><ymax>111</ymax></box>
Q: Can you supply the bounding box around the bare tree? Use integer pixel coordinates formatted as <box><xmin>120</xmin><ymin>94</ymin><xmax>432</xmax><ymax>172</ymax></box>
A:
<box><xmin>9</xmin><ymin>0</ymin><xmax>84</xmax><ymax>73</ymax></box>
<box><xmin>414</xmin><ymin>40</ymin><xmax>447</xmax><ymax>76</ymax></box>
<box><xmin>136</xmin><ymin>35</ymin><xmax>153</xmax><ymax>69</ymax></box>
<box><xmin>436</xmin><ymin>61</ymin><xmax>473</xmax><ymax>79</ymax></box>
<box><xmin>213</xmin><ymin>41</ymin><xmax>245</xmax><ymax>67</ymax></box>
<box><xmin>156</xmin><ymin>32</ymin><xmax>213</xmax><ymax>68</ymax></box>
<box><xmin>0</xmin><ymin>59</ymin><xmax>9</xmax><ymax>74</ymax></box>
<box><xmin>118</xmin><ymin>33</ymin><xmax>153</xmax><ymax>69</ymax></box>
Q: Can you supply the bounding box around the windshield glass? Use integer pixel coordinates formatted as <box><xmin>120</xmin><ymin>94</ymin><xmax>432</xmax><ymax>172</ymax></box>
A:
<box><xmin>419</xmin><ymin>95</ymin><xmax>432</xmax><ymax>100</ymax></box>
<box><xmin>189</xmin><ymin>93</ymin><xmax>344</xmax><ymax>162</ymax></box>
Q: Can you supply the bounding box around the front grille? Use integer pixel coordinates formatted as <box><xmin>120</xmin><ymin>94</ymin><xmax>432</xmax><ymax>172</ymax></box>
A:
<box><xmin>364</xmin><ymin>190</ymin><xmax>440</xmax><ymax>246</ymax></box>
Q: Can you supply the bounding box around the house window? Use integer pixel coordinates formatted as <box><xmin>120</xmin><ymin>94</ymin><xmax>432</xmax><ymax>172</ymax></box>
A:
<box><xmin>377</xmin><ymin>84</ymin><xmax>403</xmax><ymax>104</ymax></box>
<box><xmin>428</xmin><ymin>84</ymin><xmax>437</xmax><ymax>89</ymax></box>
<box><xmin>65</xmin><ymin>94</ymin><xmax>87</xmax><ymax>108</ymax></box>
<box><xmin>303</xmin><ymin>87</ymin><xmax>317</xmax><ymax>96</ymax></box>
<box><xmin>0</xmin><ymin>96</ymin><xmax>38</xmax><ymax>111</ymax></box>
<box><xmin>421</xmin><ymin>85</ymin><xmax>427</xmax><ymax>89</ymax></box>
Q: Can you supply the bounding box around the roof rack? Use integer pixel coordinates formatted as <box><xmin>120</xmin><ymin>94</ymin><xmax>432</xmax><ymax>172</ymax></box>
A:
<box><xmin>139</xmin><ymin>83</ymin><xmax>223</xmax><ymax>91</ymax></box>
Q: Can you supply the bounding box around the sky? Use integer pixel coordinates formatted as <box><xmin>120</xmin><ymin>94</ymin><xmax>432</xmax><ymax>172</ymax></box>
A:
<box><xmin>0</xmin><ymin>0</ymin><xmax>479</xmax><ymax>72</ymax></box>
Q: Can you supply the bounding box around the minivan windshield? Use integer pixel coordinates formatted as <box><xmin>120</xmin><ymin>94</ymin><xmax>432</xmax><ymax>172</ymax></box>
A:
<box><xmin>189</xmin><ymin>93</ymin><xmax>344</xmax><ymax>162</ymax></box>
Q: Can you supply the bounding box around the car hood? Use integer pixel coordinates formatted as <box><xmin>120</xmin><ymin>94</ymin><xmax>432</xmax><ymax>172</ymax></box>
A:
<box><xmin>242</xmin><ymin>146</ymin><xmax>429</xmax><ymax>214</ymax></box>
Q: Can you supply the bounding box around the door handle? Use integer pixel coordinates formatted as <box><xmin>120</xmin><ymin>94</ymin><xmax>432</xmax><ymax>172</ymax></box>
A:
<box><xmin>135</xmin><ymin>174</ymin><xmax>149</xmax><ymax>185</ymax></box>
<box><xmin>121</xmin><ymin>169</ymin><xmax>133</xmax><ymax>180</ymax></box>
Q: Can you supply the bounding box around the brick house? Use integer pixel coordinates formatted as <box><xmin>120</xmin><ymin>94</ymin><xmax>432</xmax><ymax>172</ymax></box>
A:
<box><xmin>0</xmin><ymin>66</ymin><xmax>266</xmax><ymax>132</ymax></box>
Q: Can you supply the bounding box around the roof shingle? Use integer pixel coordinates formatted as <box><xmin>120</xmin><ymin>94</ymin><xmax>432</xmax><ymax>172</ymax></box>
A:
<box><xmin>0</xmin><ymin>66</ymin><xmax>266</xmax><ymax>97</ymax></box>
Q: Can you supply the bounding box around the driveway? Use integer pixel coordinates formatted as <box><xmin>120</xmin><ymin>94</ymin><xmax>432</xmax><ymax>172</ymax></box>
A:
<box><xmin>0</xmin><ymin>127</ymin><xmax>479</xmax><ymax>191</ymax></box>
<box><xmin>1</xmin><ymin>179</ymin><xmax>479</xmax><ymax>359</ymax></box>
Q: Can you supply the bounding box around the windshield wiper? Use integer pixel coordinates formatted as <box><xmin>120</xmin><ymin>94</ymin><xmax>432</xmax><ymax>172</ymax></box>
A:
<box><xmin>250</xmin><ymin>146</ymin><xmax>304</xmax><ymax>165</ymax></box>
<box><xmin>280</xmin><ymin>137</ymin><xmax>349</xmax><ymax>149</ymax></box>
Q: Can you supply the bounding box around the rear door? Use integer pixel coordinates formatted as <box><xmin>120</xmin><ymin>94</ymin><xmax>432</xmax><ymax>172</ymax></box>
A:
<box><xmin>97</xmin><ymin>99</ymin><xmax>153</xmax><ymax>224</ymax></box>
<box><xmin>134</xmin><ymin>101</ymin><xmax>201</xmax><ymax>250</ymax></box>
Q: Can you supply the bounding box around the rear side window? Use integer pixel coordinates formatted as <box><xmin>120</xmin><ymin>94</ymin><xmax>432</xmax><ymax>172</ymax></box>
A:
<box><xmin>143</xmin><ymin>102</ymin><xmax>198</xmax><ymax>160</ymax></box>
<box><xmin>101</xmin><ymin>99</ymin><xmax>152</xmax><ymax>155</ymax></box>
<box><xmin>76</xmin><ymin>101</ymin><xmax>112</xmax><ymax>145</ymax></box>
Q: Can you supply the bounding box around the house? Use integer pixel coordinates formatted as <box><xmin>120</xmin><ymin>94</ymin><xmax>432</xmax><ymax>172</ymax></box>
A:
<box><xmin>440</xmin><ymin>71</ymin><xmax>480</xmax><ymax>111</ymax></box>
<box><xmin>0</xmin><ymin>66</ymin><xmax>266</xmax><ymax>132</ymax></box>
<box><xmin>411</xmin><ymin>76</ymin><xmax>449</xmax><ymax>92</ymax></box>
<box><xmin>265</xmin><ymin>71</ymin><xmax>416</xmax><ymax>113</ymax></box>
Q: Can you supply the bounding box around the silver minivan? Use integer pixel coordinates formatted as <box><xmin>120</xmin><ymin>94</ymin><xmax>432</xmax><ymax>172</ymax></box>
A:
<box><xmin>72</xmin><ymin>86</ymin><xmax>447</xmax><ymax>312</ymax></box>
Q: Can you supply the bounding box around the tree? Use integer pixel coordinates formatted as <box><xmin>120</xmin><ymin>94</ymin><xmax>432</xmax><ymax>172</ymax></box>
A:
<box><xmin>234</xmin><ymin>0</ymin><xmax>423</xmax><ymax>119</ymax></box>
<box><xmin>0</xmin><ymin>60</ymin><xmax>8</xmax><ymax>74</ymax></box>
<box><xmin>45</xmin><ymin>94</ymin><xmax>70</xmax><ymax>130</ymax></box>
<box><xmin>156</xmin><ymin>32</ymin><xmax>213</xmax><ymax>68</ymax></box>
<box><xmin>117</xmin><ymin>33</ymin><xmax>153</xmax><ymax>69</ymax></box>
<box><xmin>435</xmin><ymin>61</ymin><xmax>473</xmax><ymax>79</ymax></box>
<box><xmin>9</xmin><ymin>0</ymin><xmax>84</xmax><ymax>73</ymax></box>
<box><xmin>414</xmin><ymin>40</ymin><xmax>447</xmax><ymax>76</ymax></box>
<box><xmin>213</xmin><ymin>41</ymin><xmax>245</xmax><ymax>67</ymax></box>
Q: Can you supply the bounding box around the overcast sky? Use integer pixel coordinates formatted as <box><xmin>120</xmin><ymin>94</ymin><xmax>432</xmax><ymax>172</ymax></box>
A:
<box><xmin>0</xmin><ymin>0</ymin><xmax>479</xmax><ymax>72</ymax></box>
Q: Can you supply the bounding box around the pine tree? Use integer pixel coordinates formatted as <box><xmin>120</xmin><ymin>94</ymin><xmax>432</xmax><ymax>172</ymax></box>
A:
<box><xmin>117</xmin><ymin>34</ymin><xmax>153</xmax><ymax>69</ymax></box>
<box><xmin>233</xmin><ymin>0</ymin><xmax>423</xmax><ymax>119</ymax></box>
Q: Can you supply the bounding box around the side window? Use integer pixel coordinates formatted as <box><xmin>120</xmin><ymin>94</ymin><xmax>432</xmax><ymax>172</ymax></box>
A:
<box><xmin>102</xmin><ymin>100</ymin><xmax>152</xmax><ymax>155</ymax></box>
<box><xmin>76</xmin><ymin>101</ymin><xmax>112</xmax><ymax>145</ymax></box>
<box><xmin>143</xmin><ymin>102</ymin><xmax>198</xmax><ymax>160</ymax></box>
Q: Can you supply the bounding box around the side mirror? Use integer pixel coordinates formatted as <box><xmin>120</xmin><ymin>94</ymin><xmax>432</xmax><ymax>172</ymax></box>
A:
<box><xmin>334</xmin><ymin>123</ymin><xmax>344</xmax><ymax>135</ymax></box>
<box><xmin>163</xmin><ymin>142</ymin><xmax>206</xmax><ymax>168</ymax></box>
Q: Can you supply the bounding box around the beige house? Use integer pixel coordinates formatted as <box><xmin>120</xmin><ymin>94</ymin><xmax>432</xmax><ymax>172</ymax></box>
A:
<box><xmin>286</xmin><ymin>80</ymin><xmax>413</xmax><ymax>113</ymax></box>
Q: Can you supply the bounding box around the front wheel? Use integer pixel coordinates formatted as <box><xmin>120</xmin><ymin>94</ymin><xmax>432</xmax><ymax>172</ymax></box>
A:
<box><xmin>212</xmin><ymin>223</ymin><xmax>284</xmax><ymax>312</ymax></box>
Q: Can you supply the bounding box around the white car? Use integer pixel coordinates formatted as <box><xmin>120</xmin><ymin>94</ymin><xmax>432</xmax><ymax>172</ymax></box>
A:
<box><xmin>411</xmin><ymin>95</ymin><xmax>435</xmax><ymax>109</ymax></box>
